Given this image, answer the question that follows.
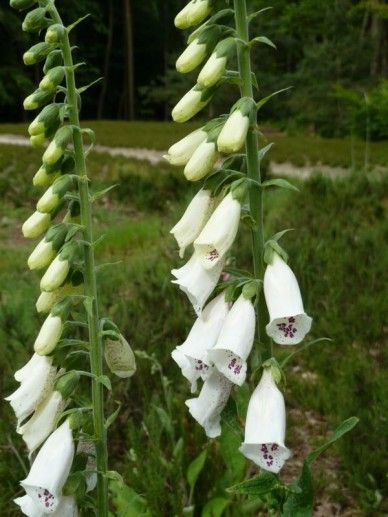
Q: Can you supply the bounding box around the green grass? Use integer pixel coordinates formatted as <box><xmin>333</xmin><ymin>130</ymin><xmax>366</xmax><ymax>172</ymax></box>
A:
<box><xmin>0</xmin><ymin>120</ymin><xmax>387</xmax><ymax>169</ymax></box>
<box><xmin>0</xmin><ymin>146</ymin><xmax>386</xmax><ymax>515</ymax></box>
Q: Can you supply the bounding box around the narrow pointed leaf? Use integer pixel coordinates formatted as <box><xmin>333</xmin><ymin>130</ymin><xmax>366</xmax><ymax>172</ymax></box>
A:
<box><xmin>261</xmin><ymin>178</ymin><xmax>299</xmax><ymax>192</ymax></box>
<box><xmin>256</xmin><ymin>87</ymin><xmax>293</xmax><ymax>110</ymax></box>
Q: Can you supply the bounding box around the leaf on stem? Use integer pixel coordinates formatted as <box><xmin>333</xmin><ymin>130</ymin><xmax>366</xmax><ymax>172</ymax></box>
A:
<box><xmin>256</xmin><ymin>87</ymin><xmax>293</xmax><ymax>111</ymax></box>
<box><xmin>261</xmin><ymin>178</ymin><xmax>299</xmax><ymax>192</ymax></box>
<box><xmin>187</xmin><ymin>450</ymin><xmax>207</xmax><ymax>492</ymax></box>
<box><xmin>105</xmin><ymin>402</ymin><xmax>122</xmax><ymax>429</ymax></box>
<box><xmin>227</xmin><ymin>471</ymin><xmax>280</xmax><ymax>495</ymax></box>
<box><xmin>250</xmin><ymin>36</ymin><xmax>277</xmax><ymax>49</ymax></box>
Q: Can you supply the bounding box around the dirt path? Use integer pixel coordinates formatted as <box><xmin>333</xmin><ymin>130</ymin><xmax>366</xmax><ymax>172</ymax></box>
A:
<box><xmin>0</xmin><ymin>133</ymin><xmax>351</xmax><ymax>178</ymax></box>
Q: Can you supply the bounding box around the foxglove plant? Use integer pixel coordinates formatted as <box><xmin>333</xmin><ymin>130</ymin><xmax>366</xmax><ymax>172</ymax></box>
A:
<box><xmin>7</xmin><ymin>1</ymin><xmax>135</xmax><ymax>514</ymax></box>
<box><xmin>169</xmin><ymin>0</ymin><xmax>357</xmax><ymax>513</ymax></box>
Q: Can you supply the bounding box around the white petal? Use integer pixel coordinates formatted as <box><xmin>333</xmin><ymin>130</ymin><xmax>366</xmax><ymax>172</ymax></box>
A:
<box><xmin>14</xmin><ymin>494</ymin><xmax>78</xmax><ymax>517</ymax></box>
<box><xmin>165</xmin><ymin>129</ymin><xmax>207</xmax><ymax>166</ymax></box>
<box><xmin>170</xmin><ymin>189</ymin><xmax>213</xmax><ymax>258</ymax></box>
<box><xmin>40</xmin><ymin>256</ymin><xmax>70</xmax><ymax>292</ymax></box>
<box><xmin>22</xmin><ymin>211</ymin><xmax>51</xmax><ymax>239</ymax></box>
<box><xmin>171</xmin><ymin>348</ymin><xmax>198</xmax><ymax>393</ymax></box>
<box><xmin>172</xmin><ymin>89</ymin><xmax>207</xmax><ymax>123</ymax></box>
<box><xmin>217</xmin><ymin>111</ymin><xmax>249</xmax><ymax>154</ymax></box>
<box><xmin>197</xmin><ymin>54</ymin><xmax>227</xmax><ymax>87</ymax></box>
<box><xmin>34</xmin><ymin>315</ymin><xmax>63</xmax><ymax>356</ymax></box>
<box><xmin>172</xmin><ymin>252</ymin><xmax>225</xmax><ymax>315</ymax></box>
<box><xmin>186</xmin><ymin>370</ymin><xmax>232</xmax><ymax>438</ymax></box>
<box><xmin>194</xmin><ymin>192</ymin><xmax>241</xmax><ymax>269</ymax></box>
<box><xmin>209</xmin><ymin>294</ymin><xmax>255</xmax><ymax>385</ymax></box>
<box><xmin>264</xmin><ymin>253</ymin><xmax>312</xmax><ymax>345</ymax></box>
<box><xmin>28</xmin><ymin>239</ymin><xmax>56</xmax><ymax>270</ymax></box>
<box><xmin>21</xmin><ymin>420</ymin><xmax>75</xmax><ymax>513</ymax></box>
<box><xmin>176</xmin><ymin>39</ymin><xmax>207</xmax><ymax>73</ymax></box>
<box><xmin>239</xmin><ymin>369</ymin><xmax>291</xmax><ymax>473</ymax></box>
<box><xmin>184</xmin><ymin>141</ymin><xmax>219</xmax><ymax>181</ymax></box>
<box><xmin>14</xmin><ymin>354</ymin><xmax>52</xmax><ymax>383</ymax></box>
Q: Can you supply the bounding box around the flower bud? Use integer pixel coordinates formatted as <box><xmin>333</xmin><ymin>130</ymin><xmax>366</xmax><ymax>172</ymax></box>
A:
<box><xmin>63</xmin><ymin>199</ymin><xmax>81</xmax><ymax>223</ymax></box>
<box><xmin>22</xmin><ymin>7</ymin><xmax>48</xmax><ymax>33</ymax></box>
<box><xmin>28</xmin><ymin>103</ymin><xmax>61</xmax><ymax>136</ymax></box>
<box><xmin>172</xmin><ymin>84</ymin><xmax>215</xmax><ymax>123</ymax></box>
<box><xmin>39</xmin><ymin>66</ymin><xmax>65</xmax><ymax>91</ymax></box>
<box><xmin>198</xmin><ymin>37</ymin><xmax>235</xmax><ymax>87</ymax></box>
<box><xmin>23</xmin><ymin>42</ymin><xmax>52</xmax><ymax>66</ymax></box>
<box><xmin>34</xmin><ymin>298</ymin><xmax>70</xmax><ymax>355</ymax></box>
<box><xmin>40</xmin><ymin>241</ymin><xmax>78</xmax><ymax>292</ymax></box>
<box><xmin>45</xmin><ymin>23</ymin><xmax>65</xmax><ymax>44</ymax></box>
<box><xmin>43</xmin><ymin>49</ymin><xmax>63</xmax><ymax>74</ymax></box>
<box><xmin>36</xmin><ymin>175</ymin><xmax>74</xmax><ymax>213</ymax></box>
<box><xmin>104</xmin><ymin>335</ymin><xmax>136</xmax><ymax>378</ymax></box>
<box><xmin>42</xmin><ymin>125</ymin><xmax>74</xmax><ymax>165</ymax></box>
<box><xmin>10</xmin><ymin>0</ymin><xmax>37</xmax><ymax>11</ymax></box>
<box><xmin>28</xmin><ymin>223</ymin><xmax>68</xmax><ymax>270</ymax></box>
<box><xmin>55</xmin><ymin>371</ymin><xmax>80</xmax><ymax>399</ymax></box>
<box><xmin>217</xmin><ymin>97</ymin><xmax>253</xmax><ymax>154</ymax></box>
<box><xmin>22</xmin><ymin>211</ymin><xmax>51</xmax><ymax>239</ymax></box>
<box><xmin>176</xmin><ymin>26</ymin><xmax>220</xmax><ymax>74</ymax></box>
<box><xmin>175</xmin><ymin>0</ymin><xmax>211</xmax><ymax>30</ymax></box>
<box><xmin>23</xmin><ymin>88</ymin><xmax>53</xmax><ymax>111</ymax></box>
<box><xmin>30</xmin><ymin>133</ymin><xmax>46</xmax><ymax>147</ymax></box>
<box><xmin>36</xmin><ymin>274</ymin><xmax>84</xmax><ymax>313</ymax></box>
<box><xmin>34</xmin><ymin>153</ymin><xmax>75</xmax><ymax>187</ymax></box>
<box><xmin>164</xmin><ymin>128</ymin><xmax>207</xmax><ymax>166</ymax></box>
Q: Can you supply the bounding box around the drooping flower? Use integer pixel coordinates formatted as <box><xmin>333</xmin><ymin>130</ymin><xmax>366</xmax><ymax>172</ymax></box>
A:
<box><xmin>170</xmin><ymin>189</ymin><xmax>213</xmax><ymax>257</ymax></box>
<box><xmin>264</xmin><ymin>252</ymin><xmax>312</xmax><ymax>345</ymax></box>
<box><xmin>171</xmin><ymin>251</ymin><xmax>225</xmax><ymax>315</ymax></box>
<box><xmin>34</xmin><ymin>299</ymin><xmax>70</xmax><ymax>355</ymax></box>
<box><xmin>14</xmin><ymin>494</ymin><xmax>78</xmax><ymax>517</ymax></box>
<box><xmin>174</xmin><ymin>0</ymin><xmax>211</xmax><ymax>30</ymax></box>
<box><xmin>197</xmin><ymin>37</ymin><xmax>235</xmax><ymax>87</ymax></box>
<box><xmin>185</xmin><ymin>370</ymin><xmax>232</xmax><ymax>438</ymax></box>
<box><xmin>208</xmin><ymin>294</ymin><xmax>255</xmax><ymax>386</ymax></box>
<box><xmin>194</xmin><ymin>192</ymin><xmax>241</xmax><ymax>269</ymax></box>
<box><xmin>21</xmin><ymin>419</ymin><xmax>75</xmax><ymax>513</ymax></box>
<box><xmin>5</xmin><ymin>355</ymin><xmax>57</xmax><ymax>425</ymax></box>
<box><xmin>217</xmin><ymin>97</ymin><xmax>253</xmax><ymax>154</ymax></box>
<box><xmin>163</xmin><ymin>128</ymin><xmax>207</xmax><ymax>166</ymax></box>
<box><xmin>239</xmin><ymin>368</ymin><xmax>291</xmax><ymax>473</ymax></box>
<box><xmin>172</xmin><ymin>293</ymin><xmax>229</xmax><ymax>391</ymax></box>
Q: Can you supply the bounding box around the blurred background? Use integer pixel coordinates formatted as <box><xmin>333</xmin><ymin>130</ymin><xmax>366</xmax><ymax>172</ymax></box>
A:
<box><xmin>0</xmin><ymin>0</ymin><xmax>387</xmax><ymax>516</ymax></box>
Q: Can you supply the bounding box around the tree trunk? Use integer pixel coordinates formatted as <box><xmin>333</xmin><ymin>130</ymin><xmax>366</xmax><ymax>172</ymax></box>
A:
<box><xmin>97</xmin><ymin>0</ymin><xmax>114</xmax><ymax>119</ymax></box>
<box><xmin>123</xmin><ymin>0</ymin><xmax>135</xmax><ymax>120</ymax></box>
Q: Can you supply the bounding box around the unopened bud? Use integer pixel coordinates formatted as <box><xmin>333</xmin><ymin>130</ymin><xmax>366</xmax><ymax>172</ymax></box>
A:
<box><xmin>10</xmin><ymin>0</ymin><xmax>37</xmax><ymax>11</ymax></box>
<box><xmin>42</xmin><ymin>125</ymin><xmax>74</xmax><ymax>165</ymax></box>
<box><xmin>30</xmin><ymin>133</ymin><xmax>46</xmax><ymax>147</ymax></box>
<box><xmin>23</xmin><ymin>88</ymin><xmax>53</xmax><ymax>111</ymax></box>
<box><xmin>22</xmin><ymin>7</ymin><xmax>48</xmax><ymax>33</ymax></box>
<box><xmin>164</xmin><ymin>128</ymin><xmax>207</xmax><ymax>166</ymax></box>
<box><xmin>22</xmin><ymin>211</ymin><xmax>51</xmax><ymax>239</ymax></box>
<box><xmin>45</xmin><ymin>23</ymin><xmax>65</xmax><ymax>44</ymax></box>
<box><xmin>39</xmin><ymin>66</ymin><xmax>65</xmax><ymax>91</ymax></box>
<box><xmin>36</xmin><ymin>175</ymin><xmax>74</xmax><ymax>213</ymax></box>
<box><xmin>28</xmin><ymin>103</ymin><xmax>61</xmax><ymax>136</ymax></box>
<box><xmin>28</xmin><ymin>223</ymin><xmax>68</xmax><ymax>270</ymax></box>
<box><xmin>34</xmin><ymin>313</ymin><xmax>63</xmax><ymax>355</ymax></box>
<box><xmin>36</xmin><ymin>274</ymin><xmax>84</xmax><ymax>313</ymax></box>
<box><xmin>175</xmin><ymin>0</ymin><xmax>211</xmax><ymax>30</ymax></box>
<box><xmin>40</xmin><ymin>241</ymin><xmax>78</xmax><ymax>292</ymax></box>
<box><xmin>104</xmin><ymin>335</ymin><xmax>136</xmax><ymax>379</ymax></box>
<box><xmin>198</xmin><ymin>37</ymin><xmax>235</xmax><ymax>88</ymax></box>
<box><xmin>23</xmin><ymin>42</ymin><xmax>52</xmax><ymax>66</ymax></box>
<box><xmin>172</xmin><ymin>84</ymin><xmax>214</xmax><ymax>123</ymax></box>
<box><xmin>43</xmin><ymin>49</ymin><xmax>63</xmax><ymax>74</ymax></box>
<box><xmin>176</xmin><ymin>26</ymin><xmax>220</xmax><ymax>74</ymax></box>
<box><xmin>217</xmin><ymin>97</ymin><xmax>253</xmax><ymax>154</ymax></box>
<box><xmin>55</xmin><ymin>371</ymin><xmax>80</xmax><ymax>399</ymax></box>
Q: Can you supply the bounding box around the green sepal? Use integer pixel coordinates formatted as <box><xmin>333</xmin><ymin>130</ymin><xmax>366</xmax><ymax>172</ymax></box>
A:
<box><xmin>202</xmin><ymin>168</ymin><xmax>244</xmax><ymax>196</ymax></box>
<box><xmin>262</xmin><ymin>357</ymin><xmax>284</xmax><ymax>385</ymax></box>
<box><xmin>196</xmin><ymin>24</ymin><xmax>222</xmax><ymax>52</ymax></box>
<box><xmin>55</xmin><ymin>370</ymin><xmax>80</xmax><ymax>399</ymax></box>
<box><xmin>43</xmin><ymin>49</ymin><xmax>63</xmax><ymax>74</ymax></box>
<box><xmin>28</xmin><ymin>103</ymin><xmax>61</xmax><ymax>135</ymax></box>
<box><xmin>44</xmin><ymin>222</ymin><xmax>69</xmax><ymax>250</ymax></box>
<box><xmin>258</xmin><ymin>142</ymin><xmax>274</xmax><ymax>161</ymax></box>
<box><xmin>63</xmin><ymin>471</ymin><xmax>86</xmax><ymax>497</ymax></box>
<box><xmin>264</xmin><ymin>229</ymin><xmax>294</xmax><ymax>265</ymax></box>
<box><xmin>230</xmin><ymin>178</ymin><xmax>248</xmax><ymax>202</ymax></box>
<box><xmin>10</xmin><ymin>0</ymin><xmax>37</xmax><ymax>11</ymax></box>
<box><xmin>214</xmin><ymin>36</ymin><xmax>236</xmax><ymax>59</ymax></box>
<box><xmin>187</xmin><ymin>9</ymin><xmax>234</xmax><ymax>44</ymax></box>
<box><xmin>23</xmin><ymin>42</ymin><xmax>52</xmax><ymax>65</ymax></box>
<box><xmin>51</xmin><ymin>174</ymin><xmax>75</xmax><ymax>200</ymax></box>
<box><xmin>230</xmin><ymin>95</ymin><xmax>256</xmax><ymax>117</ymax></box>
<box><xmin>58</xmin><ymin>239</ymin><xmax>80</xmax><ymax>263</ymax></box>
<box><xmin>50</xmin><ymin>296</ymin><xmax>72</xmax><ymax>320</ymax></box>
<box><xmin>45</xmin><ymin>23</ymin><xmax>65</xmax><ymax>44</ymax></box>
<box><xmin>53</xmin><ymin>124</ymin><xmax>74</xmax><ymax>149</ymax></box>
<box><xmin>250</xmin><ymin>35</ymin><xmax>277</xmax><ymax>50</ymax></box>
<box><xmin>104</xmin><ymin>402</ymin><xmax>122</xmax><ymax>429</ymax></box>
<box><xmin>242</xmin><ymin>279</ymin><xmax>261</xmax><ymax>300</ymax></box>
<box><xmin>22</xmin><ymin>7</ymin><xmax>49</xmax><ymax>33</ymax></box>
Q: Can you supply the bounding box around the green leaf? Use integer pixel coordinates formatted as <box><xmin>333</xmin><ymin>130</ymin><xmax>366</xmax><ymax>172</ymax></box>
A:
<box><xmin>282</xmin><ymin>461</ymin><xmax>313</xmax><ymax>517</ymax></box>
<box><xmin>105</xmin><ymin>470</ymin><xmax>124</xmax><ymax>486</ymax></box>
<box><xmin>201</xmin><ymin>497</ymin><xmax>230</xmax><ymax>517</ymax></box>
<box><xmin>306</xmin><ymin>417</ymin><xmax>359</xmax><ymax>465</ymax></box>
<box><xmin>153</xmin><ymin>405</ymin><xmax>174</xmax><ymax>440</ymax></box>
<box><xmin>105</xmin><ymin>402</ymin><xmax>122</xmax><ymax>429</ymax></box>
<box><xmin>248</xmin><ymin>7</ymin><xmax>273</xmax><ymax>23</ymax></box>
<box><xmin>186</xmin><ymin>450</ymin><xmax>207</xmax><ymax>492</ymax></box>
<box><xmin>258</xmin><ymin>142</ymin><xmax>274</xmax><ymax>161</ymax></box>
<box><xmin>221</xmin><ymin>398</ymin><xmax>243</xmax><ymax>437</ymax></box>
<box><xmin>91</xmin><ymin>184</ymin><xmax>119</xmax><ymax>202</ymax></box>
<box><xmin>97</xmin><ymin>375</ymin><xmax>112</xmax><ymax>391</ymax></box>
<box><xmin>83</xmin><ymin>296</ymin><xmax>94</xmax><ymax>318</ymax></box>
<box><xmin>250</xmin><ymin>36</ymin><xmax>277</xmax><ymax>49</ymax></box>
<box><xmin>227</xmin><ymin>472</ymin><xmax>280</xmax><ymax>495</ymax></box>
<box><xmin>256</xmin><ymin>87</ymin><xmax>293</xmax><ymax>110</ymax></box>
<box><xmin>110</xmin><ymin>482</ymin><xmax>151</xmax><ymax>516</ymax></box>
<box><xmin>261</xmin><ymin>178</ymin><xmax>299</xmax><ymax>192</ymax></box>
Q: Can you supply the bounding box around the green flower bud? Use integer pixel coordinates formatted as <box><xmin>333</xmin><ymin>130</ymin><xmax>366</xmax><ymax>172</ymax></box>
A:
<box><xmin>40</xmin><ymin>241</ymin><xmax>79</xmax><ymax>292</ymax></box>
<box><xmin>172</xmin><ymin>84</ymin><xmax>216</xmax><ymax>123</ymax></box>
<box><xmin>23</xmin><ymin>42</ymin><xmax>52</xmax><ymax>66</ymax></box>
<box><xmin>175</xmin><ymin>0</ymin><xmax>211</xmax><ymax>30</ymax></box>
<box><xmin>22</xmin><ymin>7</ymin><xmax>48</xmax><ymax>33</ymax></box>
<box><xmin>63</xmin><ymin>199</ymin><xmax>80</xmax><ymax>223</ymax></box>
<box><xmin>45</xmin><ymin>23</ymin><xmax>65</xmax><ymax>44</ymax></box>
<box><xmin>104</xmin><ymin>334</ymin><xmax>136</xmax><ymax>379</ymax></box>
<box><xmin>34</xmin><ymin>297</ymin><xmax>69</xmax><ymax>354</ymax></box>
<box><xmin>197</xmin><ymin>37</ymin><xmax>235</xmax><ymax>88</ymax></box>
<box><xmin>28</xmin><ymin>103</ymin><xmax>61</xmax><ymax>136</ymax></box>
<box><xmin>10</xmin><ymin>0</ymin><xmax>37</xmax><ymax>11</ymax></box>
<box><xmin>55</xmin><ymin>371</ymin><xmax>80</xmax><ymax>399</ymax></box>
<box><xmin>22</xmin><ymin>210</ymin><xmax>51</xmax><ymax>239</ymax></box>
<box><xmin>39</xmin><ymin>66</ymin><xmax>65</xmax><ymax>91</ymax></box>
<box><xmin>43</xmin><ymin>49</ymin><xmax>63</xmax><ymax>74</ymax></box>
<box><xmin>42</xmin><ymin>125</ymin><xmax>74</xmax><ymax>165</ymax></box>
<box><xmin>27</xmin><ymin>223</ymin><xmax>68</xmax><ymax>270</ymax></box>
<box><xmin>36</xmin><ymin>175</ymin><xmax>74</xmax><ymax>213</ymax></box>
<box><xmin>23</xmin><ymin>88</ymin><xmax>53</xmax><ymax>111</ymax></box>
<box><xmin>36</xmin><ymin>274</ymin><xmax>84</xmax><ymax>313</ymax></box>
<box><xmin>30</xmin><ymin>133</ymin><xmax>46</xmax><ymax>147</ymax></box>
<box><xmin>217</xmin><ymin>97</ymin><xmax>254</xmax><ymax>154</ymax></box>
<box><xmin>33</xmin><ymin>154</ymin><xmax>66</xmax><ymax>187</ymax></box>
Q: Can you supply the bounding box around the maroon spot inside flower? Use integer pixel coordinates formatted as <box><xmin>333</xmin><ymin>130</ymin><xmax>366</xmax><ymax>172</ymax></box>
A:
<box><xmin>276</xmin><ymin>317</ymin><xmax>298</xmax><ymax>338</ymax></box>
<box><xmin>207</xmin><ymin>249</ymin><xmax>219</xmax><ymax>262</ymax></box>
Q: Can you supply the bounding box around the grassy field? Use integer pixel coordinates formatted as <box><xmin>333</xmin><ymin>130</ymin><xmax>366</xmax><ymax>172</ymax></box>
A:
<box><xmin>0</xmin><ymin>120</ymin><xmax>387</xmax><ymax>170</ymax></box>
<box><xmin>0</xmin><ymin>139</ymin><xmax>387</xmax><ymax>516</ymax></box>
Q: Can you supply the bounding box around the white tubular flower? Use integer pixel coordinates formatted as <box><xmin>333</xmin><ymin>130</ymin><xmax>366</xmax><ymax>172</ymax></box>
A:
<box><xmin>5</xmin><ymin>355</ymin><xmax>56</xmax><ymax>425</ymax></box>
<box><xmin>217</xmin><ymin>110</ymin><xmax>249</xmax><ymax>154</ymax></box>
<box><xmin>172</xmin><ymin>293</ymin><xmax>229</xmax><ymax>392</ymax></box>
<box><xmin>14</xmin><ymin>494</ymin><xmax>78</xmax><ymax>517</ymax></box>
<box><xmin>264</xmin><ymin>253</ymin><xmax>312</xmax><ymax>345</ymax></box>
<box><xmin>175</xmin><ymin>0</ymin><xmax>211</xmax><ymax>30</ymax></box>
<box><xmin>185</xmin><ymin>370</ymin><xmax>232</xmax><ymax>438</ymax></box>
<box><xmin>171</xmin><ymin>189</ymin><xmax>213</xmax><ymax>257</ymax></box>
<box><xmin>184</xmin><ymin>140</ymin><xmax>219</xmax><ymax>181</ymax></box>
<box><xmin>198</xmin><ymin>37</ymin><xmax>235</xmax><ymax>88</ymax></box>
<box><xmin>34</xmin><ymin>314</ymin><xmax>63</xmax><ymax>355</ymax></box>
<box><xmin>176</xmin><ymin>38</ymin><xmax>207</xmax><ymax>73</ymax></box>
<box><xmin>172</xmin><ymin>251</ymin><xmax>225</xmax><ymax>315</ymax></box>
<box><xmin>21</xmin><ymin>419</ymin><xmax>75</xmax><ymax>513</ymax></box>
<box><xmin>194</xmin><ymin>192</ymin><xmax>241</xmax><ymax>269</ymax></box>
<box><xmin>172</xmin><ymin>85</ymin><xmax>212</xmax><ymax>123</ymax></box>
<box><xmin>208</xmin><ymin>294</ymin><xmax>255</xmax><ymax>386</ymax></box>
<box><xmin>239</xmin><ymin>368</ymin><xmax>291</xmax><ymax>473</ymax></box>
<box><xmin>163</xmin><ymin>128</ymin><xmax>207</xmax><ymax>166</ymax></box>
<box><xmin>18</xmin><ymin>391</ymin><xmax>66</xmax><ymax>455</ymax></box>
<box><xmin>22</xmin><ymin>211</ymin><xmax>51</xmax><ymax>239</ymax></box>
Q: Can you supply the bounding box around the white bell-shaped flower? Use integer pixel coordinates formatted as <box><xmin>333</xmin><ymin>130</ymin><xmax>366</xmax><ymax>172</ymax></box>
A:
<box><xmin>172</xmin><ymin>293</ymin><xmax>229</xmax><ymax>392</ymax></box>
<box><xmin>170</xmin><ymin>189</ymin><xmax>213</xmax><ymax>258</ymax></box>
<box><xmin>194</xmin><ymin>192</ymin><xmax>241</xmax><ymax>269</ymax></box>
<box><xmin>264</xmin><ymin>253</ymin><xmax>312</xmax><ymax>345</ymax></box>
<box><xmin>5</xmin><ymin>355</ymin><xmax>56</xmax><ymax>425</ymax></box>
<box><xmin>34</xmin><ymin>314</ymin><xmax>63</xmax><ymax>355</ymax></box>
<box><xmin>172</xmin><ymin>251</ymin><xmax>225</xmax><ymax>315</ymax></box>
<box><xmin>176</xmin><ymin>38</ymin><xmax>207</xmax><ymax>73</ymax></box>
<box><xmin>186</xmin><ymin>370</ymin><xmax>232</xmax><ymax>438</ymax></box>
<box><xmin>21</xmin><ymin>419</ymin><xmax>75</xmax><ymax>513</ymax></box>
<box><xmin>18</xmin><ymin>391</ymin><xmax>66</xmax><ymax>455</ymax></box>
<box><xmin>208</xmin><ymin>294</ymin><xmax>255</xmax><ymax>386</ymax></box>
<box><xmin>239</xmin><ymin>368</ymin><xmax>291</xmax><ymax>473</ymax></box>
<box><xmin>217</xmin><ymin>110</ymin><xmax>249</xmax><ymax>154</ymax></box>
<box><xmin>14</xmin><ymin>353</ymin><xmax>45</xmax><ymax>383</ymax></box>
<box><xmin>14</xmin><ymin>494</ymin><xmax>78</xmax><ymax>516</ymax></box>
<box><xmin>184</xmin><ymin>140</ymin><xmax>219</xmax><ymax>181</ymax></box>
<box><xmin>163</xmin><ymin>128</ymin><xmax>207</xmax><ymax>166</ymax></box>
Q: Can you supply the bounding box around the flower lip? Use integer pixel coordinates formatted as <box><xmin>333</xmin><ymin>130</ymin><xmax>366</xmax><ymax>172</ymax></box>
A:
<box><xmin>239</xmin><ymin>442</ymin><xmax>291</xmax><ymax>474</ymax></box>
<box><xmin>266</xmin><ymin>313</ymin><xmax>312</xmax><ymax>345</ymax></box>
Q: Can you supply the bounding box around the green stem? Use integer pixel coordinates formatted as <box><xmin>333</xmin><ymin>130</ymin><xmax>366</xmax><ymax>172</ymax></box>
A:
<box><xmin>47</xmin><ymin>4</ymin><xmax>108</xmax><ymax>515</ymax></box>
<box><xmin>234</xmin><ymin>0</ymin><xmax>271</xmax><ymax>360</ymax></box>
